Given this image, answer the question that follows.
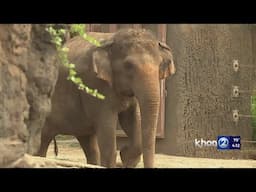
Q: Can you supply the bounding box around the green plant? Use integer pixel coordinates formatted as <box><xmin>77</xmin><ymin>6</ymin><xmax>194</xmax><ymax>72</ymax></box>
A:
<box><xmin>46</xmin><ymin>24</ymin><xmax>105</xmax><ymax>99</ymax></box>
<box><xmin>70</xmin><ymin>24</ymin><xmax>101</xmax><ymax>47</ymax></box>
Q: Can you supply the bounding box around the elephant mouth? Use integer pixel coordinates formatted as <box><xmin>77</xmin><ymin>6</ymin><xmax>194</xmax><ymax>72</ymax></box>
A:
<box><xmin>120</xmin><ymin>89</ymin><xmax>134</xmax><ymax>97</ymax></box>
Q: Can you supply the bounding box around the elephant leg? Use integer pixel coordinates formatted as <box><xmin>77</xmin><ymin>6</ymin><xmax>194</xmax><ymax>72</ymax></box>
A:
<box><xmin>76</xmin><ymin>134</ymin><xmax>100</xmax><ymax>165</ymax></box>
<box><xmin>37</xmin><ymin>127</ymin><xmax>55</xmax><ymax>157</ymax></box>
<box><xmin>119</xmin><ymin>102</ymin><xmax>142</xmax><ymax>168</ymax></box>
<box><xmin>96</xmin><ymin>112</ymin><xmax>118</xmax><ymax>168</ymax></box>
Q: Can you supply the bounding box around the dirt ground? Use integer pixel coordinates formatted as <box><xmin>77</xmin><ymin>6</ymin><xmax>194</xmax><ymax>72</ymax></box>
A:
<box><xmin>46</xmin><ymin>139</ymin><xmax>256</xmax><ymax>168</ymax></box>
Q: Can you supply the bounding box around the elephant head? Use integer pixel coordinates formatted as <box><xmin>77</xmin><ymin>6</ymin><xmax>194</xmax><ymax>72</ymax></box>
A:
<box><xmin>91</xmin><ymin>28</ymin><xmax>175</xmax><ymax>167</ymax></box>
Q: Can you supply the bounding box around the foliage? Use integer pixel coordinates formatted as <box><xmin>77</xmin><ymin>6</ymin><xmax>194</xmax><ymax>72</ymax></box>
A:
<box><xmin>46</xmin><ymin>24</ymin><xmax>105</xmax><ymax>99</ymax></box>
<box><xmin>70</xmin><ymin>24</ymin><xmax>101</xmax><ymax>47</ymax></box>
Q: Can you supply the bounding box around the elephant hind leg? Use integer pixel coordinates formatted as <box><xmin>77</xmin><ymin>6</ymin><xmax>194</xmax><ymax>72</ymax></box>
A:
<box><xmin>76</xmin><ymin>134</ymin><xmax>100</xmax><ymax>166</ymax></box>
<box><xmin>37</xmin><ymin>129</ymin><xmax>55</xmax><ymax>157</ymax></box>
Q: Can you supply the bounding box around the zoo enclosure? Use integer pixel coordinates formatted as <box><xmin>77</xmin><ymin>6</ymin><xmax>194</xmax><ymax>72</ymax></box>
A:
<box><xmin>84</xmin><ymin>24</ymin><xmax>256</xmax><ymax>159</ymax></box>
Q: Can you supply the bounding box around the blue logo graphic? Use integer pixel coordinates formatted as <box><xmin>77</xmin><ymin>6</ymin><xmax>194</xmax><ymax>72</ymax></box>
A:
<box><xmin>217</xmin><ymin>136</ymin><xmax>241</xmax><ymax>150</ymax></box>
<box><xmin>218</xmin><ymin>137</ymin><xmax>229</xmax><ymax>149</ymax></box>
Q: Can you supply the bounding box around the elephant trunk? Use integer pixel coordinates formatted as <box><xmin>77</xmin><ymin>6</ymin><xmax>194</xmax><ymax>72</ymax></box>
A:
<box><xmin>135</xmin><ymin>74</ymin><xmax>160</xmax><ymax>168</ymax></box>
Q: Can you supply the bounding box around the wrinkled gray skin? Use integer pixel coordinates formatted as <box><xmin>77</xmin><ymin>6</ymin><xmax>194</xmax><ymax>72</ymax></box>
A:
<box><xmin>37</xmin><ymin>29</ymin><xmax>175</xmax><ymax>168</ymax></box>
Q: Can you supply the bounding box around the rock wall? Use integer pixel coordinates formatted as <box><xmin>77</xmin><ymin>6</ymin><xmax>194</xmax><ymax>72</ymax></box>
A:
<box><xmin>0</xmin><ymin>24</ymin><xmax>58</xmax><ymax>167</ymax></box>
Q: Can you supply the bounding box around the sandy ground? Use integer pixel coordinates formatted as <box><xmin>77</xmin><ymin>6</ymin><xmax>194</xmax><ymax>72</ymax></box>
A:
<box><xmin>46</xmin><ymin>139</ymin><xmax>256</xmax><ymax>168</ymax></box>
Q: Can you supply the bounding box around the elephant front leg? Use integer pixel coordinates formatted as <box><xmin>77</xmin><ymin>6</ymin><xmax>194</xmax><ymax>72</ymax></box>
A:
<box><xmin>96</xmin><ymin>113</ymin><xmax>118</xmax><ymax>168</ymax></box>
<box><xmin>119</xmin><ymin>102</ymin><xmax>142</xmax><ymax>168</ymax></box>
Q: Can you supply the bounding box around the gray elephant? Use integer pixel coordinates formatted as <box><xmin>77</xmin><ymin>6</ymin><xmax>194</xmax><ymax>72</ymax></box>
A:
<box><xmin>37</xmin><ymin>28</ymin><xmax>175</xmax><ymax>168</ymax></box>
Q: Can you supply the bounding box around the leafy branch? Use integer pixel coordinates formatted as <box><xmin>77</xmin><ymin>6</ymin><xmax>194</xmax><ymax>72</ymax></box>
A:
<box><xmin>46</xmin><ymin>24</ymin><xmax>105</xmax><ymax>100</ymax></box>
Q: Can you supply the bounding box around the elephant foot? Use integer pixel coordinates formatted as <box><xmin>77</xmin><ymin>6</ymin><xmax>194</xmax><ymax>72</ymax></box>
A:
<box><xmin>120</xmin><ymin>146</ymin><xmax>141</xmax><ymax>168</ymax></box>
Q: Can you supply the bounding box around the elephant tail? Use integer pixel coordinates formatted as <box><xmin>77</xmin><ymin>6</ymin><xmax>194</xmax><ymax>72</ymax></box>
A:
<box><xmin>53</xmin><ymin>137</ymin><xmax>58</xmax><ymax>157</ymax></box>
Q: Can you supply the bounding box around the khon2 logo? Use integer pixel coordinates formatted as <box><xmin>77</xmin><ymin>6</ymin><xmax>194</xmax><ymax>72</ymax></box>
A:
<box><xmin>217</xmin><ymin>136</ymin><xmax>241</xmax><ymax>150</ymax></box>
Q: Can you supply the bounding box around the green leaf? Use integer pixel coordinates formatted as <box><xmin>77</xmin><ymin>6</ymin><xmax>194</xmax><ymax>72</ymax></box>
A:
<box><xmin>70</xmin><ymin>24</ymin><xmax>85</xmax><ymax>36</ymax></box>
<box><xmin>97</xmin><ymin>94</ymin><xmax>105</xmax><ymax>100</ymax></box>
<box><xmin>78</xmin><ymin>84</ymin><xmax>85</xmax><ymax>90</ymax></box>
<box><xmin>69</xmin><ymin>63</ymin><xmax>76</xmax><ymax>69</ymax></box>
<box><xmin>83</xmin><ymin>33</ymin><xmax>88</xmax><ymax>39</ymax></box>
<box><xmin>69</xmin><ymin>69</ymin><xmax>77</xmax><ymax>76</ymax></box>
<box><xmin>74</xmin><ymin>77</ymin><xmax>82</xmax><ymax>84</ymax></box>
<box><xmin>56</xmin><ymin>36</ymin><xmax>63</xmax><ymax>43</ymax></box>
<box><xmin>55</xmin><ymin>41</ymin><xmax>62</xmax><ymax>46</ymax></box>
<box><xmin>70</xmin><ymin>76</ymin><xmax>76</xmax><ymax>82</ymax></box>
<box><xmin>59</xmin><ymin>29</ymin><xmax>66</xmax><ymax>35</ymax></box>
<box><xmin>83</xmin><ymin>34</ymin><xmax>101</xmax><ymax>47</ymax></box>
<box><xmin>62</xmin><ymin>47</ymin><xmax>69</xmax><ymax>52</ymax></box>
<box><xmin>92</xmin><ymin>89</ymin><xmax>98</xmax><ymax>96</ymax></box>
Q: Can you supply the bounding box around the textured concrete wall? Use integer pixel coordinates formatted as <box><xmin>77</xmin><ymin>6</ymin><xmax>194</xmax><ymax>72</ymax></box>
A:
<box><xmin>156</xmin><ymin>24</ymin><xmax>256</xmax><ymax>159</ymax></box>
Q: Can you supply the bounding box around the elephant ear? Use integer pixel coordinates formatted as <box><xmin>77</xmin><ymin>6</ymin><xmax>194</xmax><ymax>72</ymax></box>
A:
<box><xmin>158</xmin><ymin>42</ymin><xmax>176</xmax><ymax>79</ymax></box>
<box><xmin>92</xmin><ymin>40</ymin><xmax>113</xmax><ymax>87</ymax></box>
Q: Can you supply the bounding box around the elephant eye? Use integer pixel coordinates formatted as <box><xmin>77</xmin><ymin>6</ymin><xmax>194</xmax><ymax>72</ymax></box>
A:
<box><xmin>123</xmin><ymin>61</ymin><xmax>135</xmax><ymax>70</ymax></box>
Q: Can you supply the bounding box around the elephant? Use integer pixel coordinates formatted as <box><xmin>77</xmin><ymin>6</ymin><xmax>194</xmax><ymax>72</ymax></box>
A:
<box><xmin>37</xmin><ymin>28</ymin><xmax>175</xmax><ymax>168</ymax></box>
